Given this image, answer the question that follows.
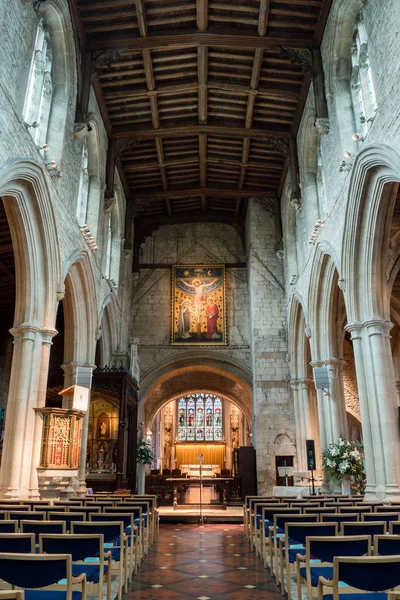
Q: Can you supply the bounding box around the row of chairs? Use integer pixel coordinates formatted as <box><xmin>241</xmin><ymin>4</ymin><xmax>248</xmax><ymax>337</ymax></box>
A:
<box><xmin>244</xmin><ymin>495</ymin><xmax>400</xmax><ymax>600</ymax></box>
<box><xmin>0</xmin><ymin>494</ymin><xmax>159</xmax><ymax>599</ymax></box>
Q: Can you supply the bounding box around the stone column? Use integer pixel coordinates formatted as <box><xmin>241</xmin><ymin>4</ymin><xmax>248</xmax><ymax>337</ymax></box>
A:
<box><xmin>347</xmin><ymin>320</ymin><xmax>400</xmax><ymax>500</ymax></box>
<box><xmin>0</xmin><ymin>324</ymin><xmax>45</xmax><ymax>498</ymax></box>
<box><xmin>323</xmin><ymin>358</ymin><xmax>348</xmax><ymax>442</ymax></box>
<box><xmin>246</xmin><ymin>199</ymin><xmax>295</xmax><ymax>494</ymax></box>
<box><xmin>61</xmin><ymin>362</ymin><xmax>95</xmax><ymax>496</ymax></box>
<box><xmin>28</xmin><ymin>328</ymin><xmax>58</xmax><ymax>498</ymax></box>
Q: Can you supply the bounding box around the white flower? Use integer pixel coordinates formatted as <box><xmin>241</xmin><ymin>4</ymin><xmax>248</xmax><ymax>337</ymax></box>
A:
<box><xmin>329</xmin><ymin>446</ymin><xmax>339</xmax><ymax>456</ymax></box>
<box><xmin>339</xmin><ymin>461</ymin><xmax>350</xmax><ymax>473</ymax></box>
<box><xmin>338</xmin><ymin>438</ymin><xmax>345</xmax><ymax>447</ymax></box>
<box><xmin>350</xmin><ymin>449</ymin><xmax>360</xmax><ymax>458</ymax></box>
<box><xmin>325</xmin><ymin>458</ymin><xmax>335</xmax><ymax>468</ymax></box>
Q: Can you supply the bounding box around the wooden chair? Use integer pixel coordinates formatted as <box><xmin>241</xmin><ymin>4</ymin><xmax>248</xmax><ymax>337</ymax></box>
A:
<box><xmin>40</xmin><ymin>533</ymin><xmax>111</xmax><ymax>600</ymax></box>
<box><xmin>0</xmin><ymin>533</ymin><xmax>35</xmax><ymax>553</ymax></box>
<box><xmin>296</xmin><ymin>535</ymin><xmax>371</xmax><ymax>600</ymax></box>
<box><xmin>71</xmin><ymin>521</ymin><xmax>126</xmax><ymax>599</ymax></box>
<box><xmin>269</xmin><ymin>514</ymin><xmax>318</xmax><ymax>581</ymax></box>
<box><xmin>279</xmin><ymin>522</ymin><xmax>338</xmax><ymax>600</ymax></box>
<box><xmin>21</xmin><ymin>520</ymin><xmax>66</xmax><ymax>544</ymax></box>
<box><xmin>0</xmin><ymin>553</ymin><xmax>87</xmax><ymax>599</ymax></box>
<box><xmin>47</xmin><ymin>512</ymin><xmax>86</xmax><ymax>532</ymax></box>
<box><xmin>90</xmin><ymin>511</ymin><xmax>140</xmax><ymax>577</ymax></box>
<box><xmin>342</xmin><ymin>520</ymin><xmax>386</xmax><ymax>537</ymax></box>
<box><xmin>318</xmin><ymin>555</ymin><xmax>400</xmax><ymax>600</ymax></box>
<box><xmin>0</xmin><ymin>592</ymin><xmax>24</xmax><ymax>599</ymax></box>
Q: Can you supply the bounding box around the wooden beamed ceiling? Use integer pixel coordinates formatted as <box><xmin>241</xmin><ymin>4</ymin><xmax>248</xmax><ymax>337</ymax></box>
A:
<box><xmin>71</xmin><ymin>0</ymin><xmax>332</xmax><ymax>252</ymax></box>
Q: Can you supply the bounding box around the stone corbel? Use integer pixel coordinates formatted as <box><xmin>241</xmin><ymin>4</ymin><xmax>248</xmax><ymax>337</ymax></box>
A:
<box><xmin>56</xmin><ymin>282</ymin><xmax>65</xmax><ymax>301</ymax></box>
<box><xmin>104</xmin><ymin>191</ymin><xmax>116</xmax><ymax>213</ymax></box>
<box><xmin>314</xmin><ymin>117</ymin><xmax>330</xmax><ymax>135</ymax></box>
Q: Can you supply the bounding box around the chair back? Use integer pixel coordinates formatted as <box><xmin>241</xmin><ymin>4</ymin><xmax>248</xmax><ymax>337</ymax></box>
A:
<box><xmin>321</xmin><ymin>512</ymin><xmax>359</xmax><ymax>524</ymax></box>
<box><xmin>67</xmin><ymin>506</ymin><xmax>101</xmax><ymax>515</ymax></box>
<box><xmin>0</xmin><ymin>533</ymin><xmax>35</xmax><ymax>553</ymax></box>
<box><xmin>0</xmin><ymin>592</ymin><xmax>24</xmax><ymax>599</ymax></box>
<box><xmin>307</xmin><ymin>535</ymin><xmax>371</xmax><ymax>563</ymax></box>
<box><xmin>376</xmin><ymin>506</ymin><xmax>400</xmax><ymax>513</ymax></box>
<box><xmin>374</xmin><ymin>534</ymin><xmax>400</xmax><ymax>556</ymax></box>
<box><xmin>0</xmin><ymin>521</ymin><xmax>18</xmax><ymax>533</ymax></box>
<box><xmin>71</xmin><ymin>520</ymin><xmax>124</xmax><ymax>544</ymax></box>
<box><xmin>0</xmin><ymin>505</ymin><xmax>28</xmax><ymax>512</ymax></box>
<box><xmin>390</xmin><ymin>521</ymin><xmax>400</xmax><ymax>534</ymax></box>
<box><xmin>21</xmin><ymin>520</ymin><xmax>66</xmax><ymax>542</ymax></box>
<box><xmin>275</xmin><ymin>513</ymin><xmax>318</xmax><ymax>530</ymax></box>
<box><xmin>0</xmin><ymin>553</ymin><xmax>72</xmax><ymax>590</ymax></box>
<box><xmin>285</xmin><ymin>522</ymin><xmax>337</xmax><ymax>545</ymax></box>
<box><xmin>339</xmin><ymin>506</ymin><xmax>372</xmax><ymax>514</ymax></box>
<box><xmin>47</xmin><ymin>511</ymin><xmax>85</xmax><ymax>531</ymax></box>
<box><xmin>255</xmin><ymin>502</ymin><xmax>282</xmax><ymax>516</ymax></box>
<box><xmin>90</xmin><ymin>512</ymin><xmax>134</xmax><ymax>530</ymax></box>
<box><xmin>8</xmin><ymin>511</ymin><xmax>46</xmax><ymax>523</ymax></box>
<box><xmin>342</xmin><ymin>521</ymin><xmax>386</xmax><ymax>538</ymax></box>
<box><xmin>83</xmin><ymin>500</ymin><xmax>113</xmax><ymax>507</ymax></box>
<box><xmin>0</xmin><ymin>512</ymin><xmax>7</xmax><ymax>521</ymax></box>
<box><xmin>40</xmin><ymin>533</ymin><xmax>104</xmax><ymax>561</ymax></box>
<box><xmin>334</xmin><ymin>555</ymin><xmax>400</xmax><ymax>592</ymax></box>
<box><xmin>263</xmin><ymin>507</ymin><xmax>300</xmax><ymax>522</ymax></box>
<box><xmin>363</xmin><ymin>512</ymin><xmax>400</xmax><ymax>526</ymax></box>
<box><xmin>53</xmin><ymin>501</ymin><xmax>82</xmax><ymax>506</ymax></box>
<box><xmin>304</xmin><ymin>507</ymin><xmax>336</xmax><ymax>514</ymax></box>
<box><xmin>104</xmin><ymin>506</ymin><xmax>142</xmax><ymax>521</ymax></box>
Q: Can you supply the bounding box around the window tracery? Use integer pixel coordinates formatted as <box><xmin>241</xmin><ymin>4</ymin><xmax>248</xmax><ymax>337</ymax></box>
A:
<box><xmin>23</xmin><ymin>18</ymin><xmax>53</xmax><ymax>149</ymax></box>
<box><xmin>177</xmin><ymin>393</ymin><xmax>223</xmax><ymax>442</ymax></box>
<box><xmin>350</xmin><ymin>15</ymin><xmax>377</xmax><ymax>136</ymax></box>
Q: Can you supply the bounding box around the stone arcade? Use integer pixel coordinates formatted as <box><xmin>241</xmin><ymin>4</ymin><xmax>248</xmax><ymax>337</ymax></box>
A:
<box><xmin>0</xmin><ymin>0</ymin><xmax>400</xmax><ymax>503</ymax></box>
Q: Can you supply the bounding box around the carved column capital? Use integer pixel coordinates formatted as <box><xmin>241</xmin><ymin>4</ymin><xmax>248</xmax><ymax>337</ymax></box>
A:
<box><xmin>315</xmin><ymin>117</ymin><xmax>330</xmax><ymax>135</ymax></box>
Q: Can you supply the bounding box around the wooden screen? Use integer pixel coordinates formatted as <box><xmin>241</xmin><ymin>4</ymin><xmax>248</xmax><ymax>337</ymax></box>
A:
<box><xmin>175</xmin><ymin>443</ymin><xmax>226</xmax><ymax>470</ymax></box>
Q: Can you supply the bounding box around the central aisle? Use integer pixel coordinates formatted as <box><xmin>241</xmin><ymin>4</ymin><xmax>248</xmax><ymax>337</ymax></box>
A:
<box><xmin>127</xmin><ymin>523</ymin><xmax>283</xmax><ymax>599</ymax></box>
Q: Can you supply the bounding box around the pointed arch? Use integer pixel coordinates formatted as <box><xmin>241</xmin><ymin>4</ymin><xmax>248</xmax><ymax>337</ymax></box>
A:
<box><xmin>0</xmin><ymin>158</ymin><xmax>61</xmax><ymax>328</ymax></box>
<box><xmin>341</xmin><ymin>143</ymin><xmax>400</xmax><ymax>322</ymax></box>
<box><xmin>97</xmin><ymin>294</ymin><xmax>119</xmax><ymax>365</ymax></box>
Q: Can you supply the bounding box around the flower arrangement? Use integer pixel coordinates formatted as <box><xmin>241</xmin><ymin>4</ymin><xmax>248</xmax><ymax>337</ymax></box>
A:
<box><xmin>137</xmin><ymin>437</ymin><xmax>154</xmax><ymax>465</ymax></box>
<box><xmin>322</xmin><ymin>435</ymin><xmax>365</xmax><ymax>494</ymax></box>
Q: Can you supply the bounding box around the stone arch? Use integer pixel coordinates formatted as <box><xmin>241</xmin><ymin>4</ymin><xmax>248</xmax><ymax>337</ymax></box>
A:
<box><xmin>97</xmin><ymin>294</ymin><xmax>119</xmax><ymax>366</ymax></box>
<box><xmin>0</xmin><ymin>159</ymin><xmax>61</xmax><ymax>498</ymax></box>
<box><xmin>37</xmin><ymin>0</ymin><xmax>77</xmax><ymax>167</ymax></box>
<box><xmin>0</xmin><ymin>158</ymin><xmax>61</xmax><ymax>328</ymax></box>
<box><xmin>62</xmin><ymin>250</ymin><xmax>98</xmax><ymax>366</ymax></box>
<box><xmin>341</xmin><ymin>143</ymin><xmax>400</xmax><ymax>323</ymax></box>
<box><xmin>324</xmin><ymin>0</ymin><xmax>364</xmax><ymax>156</ymax></box>
<box><xmin>298</xmin><ymin>101</ymin><xmax>321</xmax><ymax>227</ymax></box>
<box><xmin>85</xmin><ymin>115</ymin><xmax>105</xmax><ymax>240</ymax></box>
<box><xmin>139</xmin><ymin>353</ymin><xmax>252</xmax><ymax>428</ymax></box>
<box><xmin>288</xmin><ymin>292</ymin><xmax>309</xmax><ymax>378</ymax></box>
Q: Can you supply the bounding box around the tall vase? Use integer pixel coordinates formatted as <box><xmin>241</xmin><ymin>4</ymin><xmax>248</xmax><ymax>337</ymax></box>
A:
<box><xmin>341</xmin><ymin>478</ymin><xmax>351</xmax><ymax>496</ymax></box>
<box><xmin>137</xmin><ymin>463</ymin><xmax>146</xmax><ymax>494</ymax></box>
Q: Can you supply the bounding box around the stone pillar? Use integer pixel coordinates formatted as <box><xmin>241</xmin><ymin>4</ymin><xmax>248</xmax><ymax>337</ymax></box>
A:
<box><xmin>323</xmin><ymin>358</ymin><xmax>348</xmax><ymax>442</ymax></box>
<box><xmin>0</xmin><ymin>324</ymin><xmax>47</xmax><ymax>498</ymax></box>
<box><xmin>246</xmin><ymin>199</ymin><xmax>295</xmax><ymax>494</ymax></box>
<box><xmin>347</xmin><ymin>320</ymin><xmax>400</xmax><ymax>500</ymax></box>
<box><xmin>28</xmin><ymin>328</ymin><xmax>58</xmax><ymax>498</ymax></box>
<box><xmin>291</xmin><ymin>378</ymin><xmax>318</xmax><ymax>472</ymax></box>
<box><xmin>61</xmin><ymin>362</ymin><xmax>95</xmax><ymax>496</ymax></box>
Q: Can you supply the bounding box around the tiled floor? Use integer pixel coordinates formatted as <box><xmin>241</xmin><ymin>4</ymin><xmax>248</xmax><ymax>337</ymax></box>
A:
<box><xmin>126</xmin><ymin>523</ymin><xmax>283</xmax><ymax>600</ymax></box>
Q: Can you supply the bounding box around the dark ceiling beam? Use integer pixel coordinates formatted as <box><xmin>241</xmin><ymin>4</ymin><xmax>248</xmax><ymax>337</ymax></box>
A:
<box><xmin>114</xmin><ymin>124</ymin><xmax>291</xmax><ymax>139</ymax></box>
<box><xmin>132</xmin><ymin>187</ymin><xmax>275</xmax><ymax>200</ymax></box>
<box><xmin>86</xmin><ymin>32</ymin><xmax>318</xmax><ymax>52</ymax></box>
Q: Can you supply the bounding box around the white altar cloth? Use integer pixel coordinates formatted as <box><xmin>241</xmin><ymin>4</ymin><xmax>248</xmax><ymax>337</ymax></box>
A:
<box><xmin>273</xmin><ymin>485</ymin><xmax>314</xmax><ymax>499</ymax></box>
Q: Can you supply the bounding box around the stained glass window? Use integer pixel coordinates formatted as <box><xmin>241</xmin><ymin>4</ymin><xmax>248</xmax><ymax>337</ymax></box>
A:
<box><xmin>177</xmin><ymin>394</ymin><xmax>223</xmax><ymax>442</ymax></box>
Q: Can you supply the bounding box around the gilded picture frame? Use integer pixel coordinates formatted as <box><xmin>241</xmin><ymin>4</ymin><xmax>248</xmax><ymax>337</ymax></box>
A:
<box><xmin>171</xmin><ymin>265</ymin><xmax>227</xmax><ymax>346</ymax></box>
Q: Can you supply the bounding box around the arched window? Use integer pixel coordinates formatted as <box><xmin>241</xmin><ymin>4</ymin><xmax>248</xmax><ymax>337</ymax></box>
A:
<box><xmin>76</xmin><ymin>143</ymin><xmax>89</xmax><ymax>225</ymax></box>
<box><xmin>23</xmin><ymin>18</ymin><xmax>53</xmax><ymax>150</ymax></box>
<box><xmin>177</xmin><ymin>393</ymin><xmax>223</xmax><ymax>442</ymax></box>
<box><xmin>350</xmin><ymin>15</ymin><xmax>377</xmax><ymax>136</ymax></box>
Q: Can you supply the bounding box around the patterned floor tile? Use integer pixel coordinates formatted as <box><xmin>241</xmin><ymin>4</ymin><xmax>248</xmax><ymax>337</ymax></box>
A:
<box><xmin>125</xmin><ymin>523</ymin><xmax>283</xmax><ymax>599</ymax></box>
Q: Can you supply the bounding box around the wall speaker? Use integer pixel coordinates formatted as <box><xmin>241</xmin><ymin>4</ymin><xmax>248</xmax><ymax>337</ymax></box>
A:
<box><xmin>313</xmin><ymin>366</ymin><xmax>330</xmax><ymax>390</ymax></box>
<box><xmin>306</xmin><ymin>439</ymin><xmax>316</xmax><ymax>471</ymax></box>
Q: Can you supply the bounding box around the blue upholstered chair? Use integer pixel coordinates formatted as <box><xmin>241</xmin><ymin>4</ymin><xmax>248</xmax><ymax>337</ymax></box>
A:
<box><xmin>21</xmin><ymin>520</ymin><xmax>66</xmax><ymax>543</ymax></box>
<box><xmin>123</xmin><ymin>501</ymin><xmax>153</xmax><ymax>551</ymax></box>
<box><xmin>47</xmin><ymin>512</ymin><xmax>85</xmax><ymax>532</ymax></box>
<box><xmin>71</xmin><ymin>521</ymin><xmax>125</xmax><ymax>599</ymax></box>
<box><xmin>363</xmin><ymin>513</ymin><xmax>400</xmax><ymax>527</ymax></box>
<box><xmin>389</xmin><ymin>521</ymin><xmax>400</xmax><ymax>535</ymax></box>
<box><xmin>0</xmin><ymin>522</ymin><xmax>18</xmax><ymax>533</ymax></box>
<box><xmin>374</xmin><ymin>534</ymin><xmax>400</xmax><ymax>556</ymax></box>
<box><xmin>90</xmin><ymin>511</ymin><xmax>139</xmax><ymax>576</ymax></box>
<box><xmin>342</xmin><ymin>521</ymin><xmax>386</xmax><ymax>537</ymax></box>
<box><xmin>269</xmin><ymin>514</ymin><xmax>318</xmax><ymax>575</ymax></box>
<box><xmin>0</xmin><ymin>553</ymin><xmax>87</xmax><ymax>599</ymax></box>
<box><xmin>297</xmin><ymin>535</ymin><xmax>371</xmax><ymax>600</ymax></box>
<box><xmin>321</xmin><ymin>512</ymin><xmax>359</xmax><ymax>525</ymax></box>
<box><xmin>280</xmin><ymin>522</ymin><xmax>338</xmax><ymax>600</ymax></box>
<box><xmin>40</xmin><ymin>533</ymin><xmax>111</xmax><ymax>600</ymax></box>
<box><xmin>8</xmin><ymin>512</ymin><xmax>46</xmax><ymax>524</ymax></box>
<box><xmin>260</xmin><ymin>507</ymin><xmax>300</xmax><ymax>560</ymax></box>
<box><xmin>317</xmin><ymin>555</ymin><xmax>400</xmax><ymax>600</ymax></box>
<box><xmin>104</xmin><ymin>505</ymin><xmax>147</xmax><ymax>558</ymax></box>
<box><xmin>0</xmin><ymin>533</ymin><xmax>35</xmax><ymax>553</ymax></box>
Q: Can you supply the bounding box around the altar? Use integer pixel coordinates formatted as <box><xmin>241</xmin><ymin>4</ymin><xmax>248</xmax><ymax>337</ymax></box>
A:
<box><xmin>180</xmin><ymin>464</ymin><xmax>220</xmax><ymax>477</ymax></box>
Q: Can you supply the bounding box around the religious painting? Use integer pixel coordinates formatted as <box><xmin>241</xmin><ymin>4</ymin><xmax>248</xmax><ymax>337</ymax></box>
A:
<box><xmin>171</xmin><ymin>265</ymin><xmax>226</xmax><ymax>345</ymax></box>
<box><xmin>97</xmin><ymin>412</ymin><xmax>110</xmax><ymax>439</ymax></box>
